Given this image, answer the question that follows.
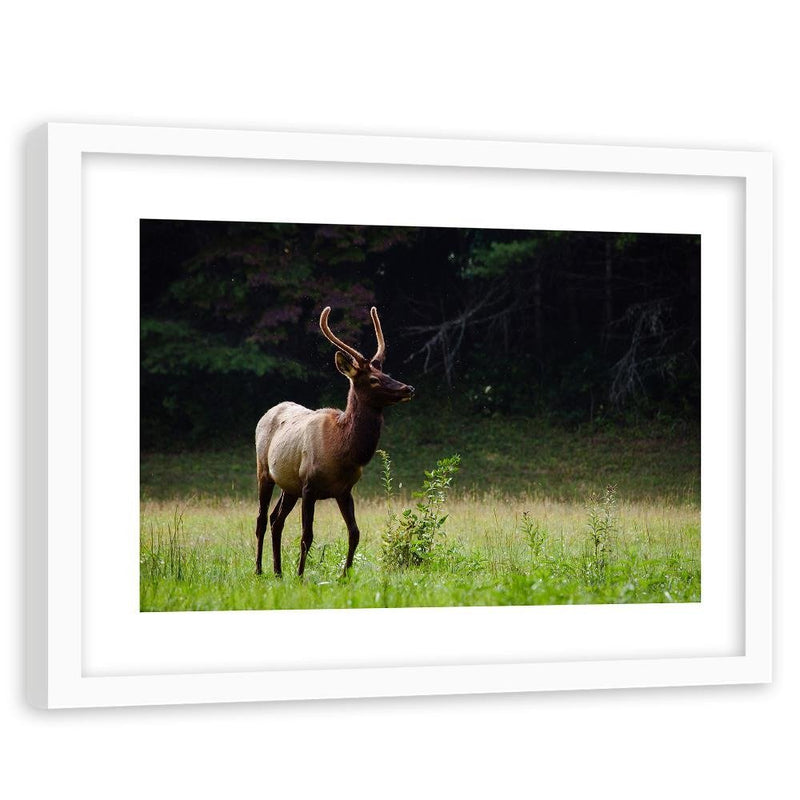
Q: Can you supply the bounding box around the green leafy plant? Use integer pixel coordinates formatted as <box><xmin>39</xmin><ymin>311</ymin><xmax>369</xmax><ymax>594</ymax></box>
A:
<box><xmin>586</xmin><ymin>484</ymin><xmax>617</xmax><ymax>576</ymax></box>
<box><xmin>520</xmin><ymin>511</ymin><xmax>548</xmax><ymax>561</ymax></box>
<box><xmin>380</xmin><ymin>453</ymin><xmax>461</xmax><ymax>569</ymax></box>
<box><xmin>376</xmin><ymin>449</ymin><xmax>394</xmax><ymax>500</ymax></box>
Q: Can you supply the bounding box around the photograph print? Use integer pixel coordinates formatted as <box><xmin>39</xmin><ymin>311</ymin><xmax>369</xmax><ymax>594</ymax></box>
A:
<box><xmin>140</xmin><ymin>219</ymin><xmax>700</xmax><ymax>611</ymax></box>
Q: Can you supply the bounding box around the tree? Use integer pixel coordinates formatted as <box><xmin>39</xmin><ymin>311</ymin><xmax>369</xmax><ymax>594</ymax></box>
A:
<box><xmin>140</xmin><ymin>221</ymin><xmax>700</xmax><ymax>446</ymax></box>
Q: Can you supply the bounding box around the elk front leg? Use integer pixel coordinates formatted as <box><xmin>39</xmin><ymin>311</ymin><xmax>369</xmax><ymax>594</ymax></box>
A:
<box><xmin>270</xmin><ymin>491</ymin><xmax>298</xmax><ymax>577</ymax></box>
<box><xmin>298</xmin><ymin>489</ymin><xmax>316</xmax><ymax>576</ymax></box>
<box><xmin>255</xmin><ymin>478</ymin><xmax>275</xmax><ymax>575</ymax></box>
<box><xmin>336</xmin><ymin>491</ymin><xmax>361</xmax><ymax>575</ymax></box>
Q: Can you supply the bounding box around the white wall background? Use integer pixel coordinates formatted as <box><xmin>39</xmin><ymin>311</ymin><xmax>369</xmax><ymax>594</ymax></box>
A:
<box><xmin>2</xmin><ymin>2</ymin><xmax>795</xmax><ymax>797</ymax></box>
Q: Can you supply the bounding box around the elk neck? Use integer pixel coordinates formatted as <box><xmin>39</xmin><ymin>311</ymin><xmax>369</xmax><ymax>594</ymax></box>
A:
<box><xmin>338</xmin><ymin>385</ymin><xmax>384</xmax><ymax>466</ymax></box>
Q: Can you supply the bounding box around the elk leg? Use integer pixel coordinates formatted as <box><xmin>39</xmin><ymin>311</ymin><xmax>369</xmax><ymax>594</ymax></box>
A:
<box><xmin>336</xmin><ymin>491</ymin><xmax>361</xmax><ymax>575</ymax></box>
<box><xmin>270</xmin><ymin>491</ymin><xmax>298</xmax><ymax>577</ymax></box>
<box><xmin>298</xmin><ymin>490</ymin><xmax>316</xmax><ymax>577</ymax></box>
<box><xmin>255</xmin><ymin>478</ymin><xmax>275</xmax><ymax>575</ymax></box>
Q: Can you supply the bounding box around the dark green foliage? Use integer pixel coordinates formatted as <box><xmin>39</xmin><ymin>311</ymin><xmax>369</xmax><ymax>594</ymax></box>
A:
<box><xmin>140</xmin><ymin>221</ymin><xmax>699</xmax><ymax>449</ymax></box>
<box><xmin>140</xmin><ymin>220</ymin><xmax>416</xmax><ymax>447</ymax></box>
<box><xmin>141</xmin><ymin>319</ymin><xmax>291</xmax><ymax>377</ymax></box>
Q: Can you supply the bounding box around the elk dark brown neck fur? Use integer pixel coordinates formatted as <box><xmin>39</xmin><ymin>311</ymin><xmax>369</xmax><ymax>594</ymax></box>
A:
<box><xmin>338</xmin><ymin>386</ymin><xmax>385</xmax><ymax>467</ymax></box>
<box><xmin>254</xmin><ymin>306</ymin><xmax>414</xmax><ymax>578</ymax></box>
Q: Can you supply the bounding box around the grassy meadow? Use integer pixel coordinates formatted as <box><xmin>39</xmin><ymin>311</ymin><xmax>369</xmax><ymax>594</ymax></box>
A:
<box><xmin>140</xmin><ymin>404</ymin><xmax>700</xmax><ymax>611</ymax></box>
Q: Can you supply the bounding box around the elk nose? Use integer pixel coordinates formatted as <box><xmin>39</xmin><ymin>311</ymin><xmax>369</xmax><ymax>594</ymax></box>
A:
<box><xmin>407</xmin><ymin>385</ymin><xmax>416</xmax><ymax>395</ymax></box>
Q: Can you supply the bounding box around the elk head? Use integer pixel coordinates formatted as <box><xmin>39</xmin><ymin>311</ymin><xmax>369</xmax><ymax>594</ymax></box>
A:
<box><xmin>319</xmin><ymin>306</ymin><xmax>415</xmax><ymax>407</ymax></box>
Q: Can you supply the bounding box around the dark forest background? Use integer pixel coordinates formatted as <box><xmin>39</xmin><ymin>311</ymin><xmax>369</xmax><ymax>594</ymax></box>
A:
<box><xmin>140</xmin><ymin>220</ymin><xmax>700</xmax><ymax>451</ymax></box>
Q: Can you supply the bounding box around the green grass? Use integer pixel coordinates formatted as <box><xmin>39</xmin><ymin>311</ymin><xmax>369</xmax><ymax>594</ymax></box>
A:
<box><xmin>140</xmin><ymin>406</ymin><xmax>700</xmax><ymax>611</ymax></box>
<box><xmin>140</xmin><ymin>495</ymin><xmax>699</xmax><ymax>610</ymax></box>
<box><xmin>141</xmin><ymin>399</ymin><xmax>699</xmax><ymax>504</ymax></box>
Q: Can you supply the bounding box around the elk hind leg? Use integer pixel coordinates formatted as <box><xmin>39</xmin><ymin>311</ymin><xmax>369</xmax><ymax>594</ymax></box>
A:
<box><xmin>298</xmin><ymin>490</ymin><xmax>316</xmax><ymax>577</ymax></box>
<box><xmin>270</xmin><ymin>491</ymin><xmax>298</xmax><ymax>577</ymax></box>
<box><xmin>255</xmin><ymin>477</ymin><xmax>275</xmax><ymax>575</ymax></box>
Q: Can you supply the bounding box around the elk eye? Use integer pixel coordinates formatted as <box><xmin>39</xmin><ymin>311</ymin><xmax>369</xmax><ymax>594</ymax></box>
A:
<box><xmin>369</xmin><ymin>376</ymin><xmax>381</xmax><ymax>385</ymax></box>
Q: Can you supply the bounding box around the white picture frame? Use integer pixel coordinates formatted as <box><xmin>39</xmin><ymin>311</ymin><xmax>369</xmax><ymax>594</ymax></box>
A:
<box><xmin>26</xmin><ymin>123</ymin><xmax>772</xmax><ymax>708</ymax></box>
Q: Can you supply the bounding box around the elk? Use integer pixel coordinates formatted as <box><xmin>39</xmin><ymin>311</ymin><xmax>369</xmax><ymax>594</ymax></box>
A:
<box><xmin>254</xmin><ymin>306</ymin><xmax>415</xmax><ymax>577</ymax></box>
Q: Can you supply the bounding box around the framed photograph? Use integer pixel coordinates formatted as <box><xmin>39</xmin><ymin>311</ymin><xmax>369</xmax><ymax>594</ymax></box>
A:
<box><xmin>26</xmin><ymin>124</ymin><xmax>772</xmax><ymax>708</ymax></box>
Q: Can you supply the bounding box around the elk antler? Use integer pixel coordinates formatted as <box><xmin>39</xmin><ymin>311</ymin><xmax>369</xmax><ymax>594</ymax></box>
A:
<box><xmin>319</xmin><ymin>307</ymin><xmax>367</xmax><ymax>365</ymax></box>
<box><xmin>370</xmin><ymin>307</ymin><xmax>386</xmax><ymax>366</ymax></box>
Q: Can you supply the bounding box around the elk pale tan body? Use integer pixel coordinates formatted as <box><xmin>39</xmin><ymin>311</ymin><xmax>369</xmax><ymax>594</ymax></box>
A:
<box><xmin>255</xmin><ymin>306</ymin><xmax>414</xmax><ymax>576</ymax></box>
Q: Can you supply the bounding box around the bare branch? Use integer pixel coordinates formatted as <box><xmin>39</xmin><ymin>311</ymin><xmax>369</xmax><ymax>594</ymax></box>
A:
<box><xmin>402</xmin><ymin>288</ymin><xmax>520</xmax><ymax>386</ymax></box>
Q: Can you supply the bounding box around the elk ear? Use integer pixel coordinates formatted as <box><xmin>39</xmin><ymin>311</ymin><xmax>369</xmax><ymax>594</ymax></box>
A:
<box><xmin>334</xmin><ymin>350</ymin><xmax>360</xmax><ymax>378</ymax></box>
